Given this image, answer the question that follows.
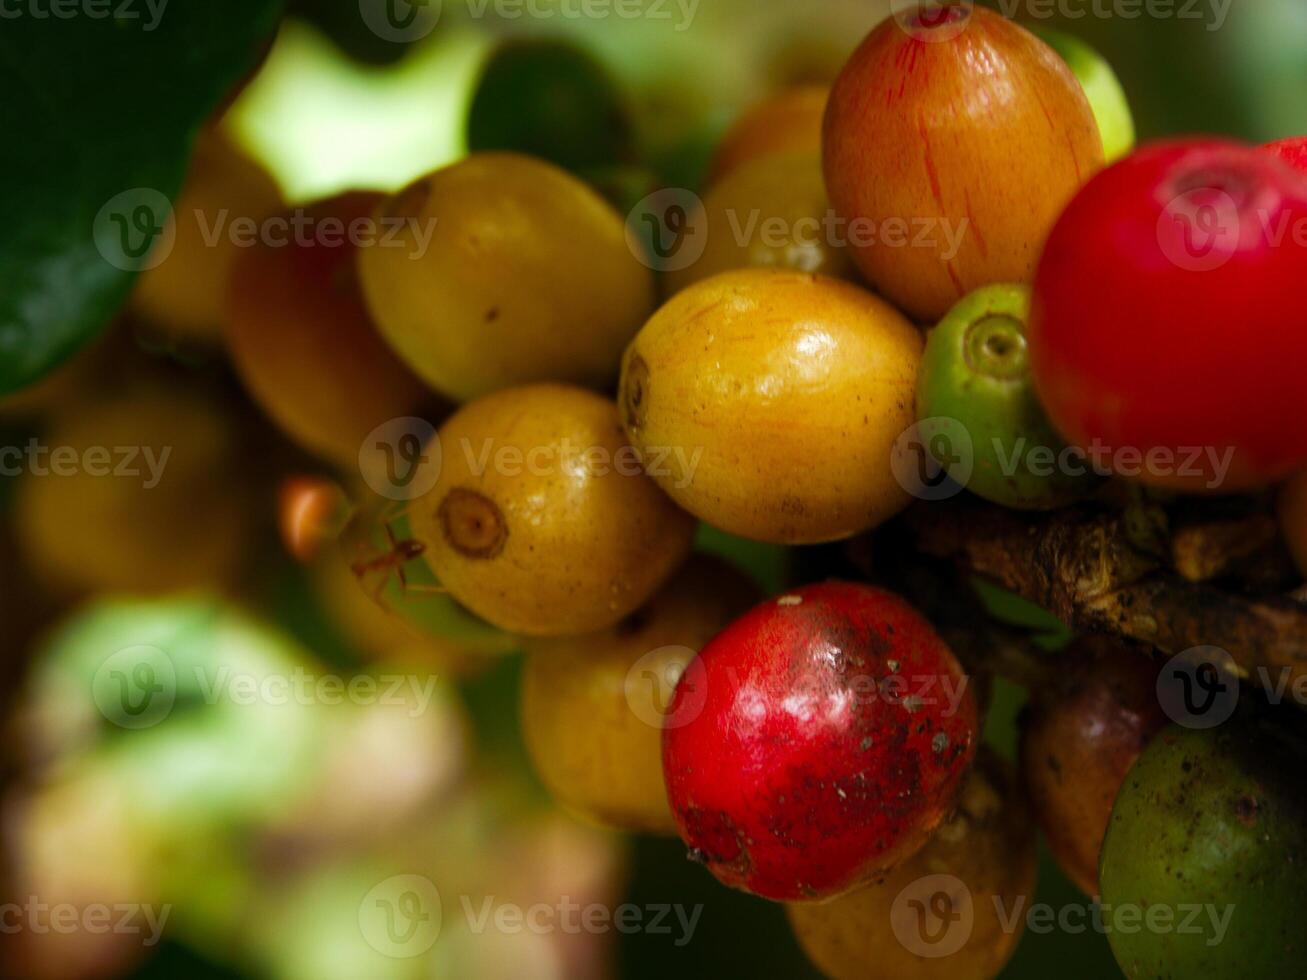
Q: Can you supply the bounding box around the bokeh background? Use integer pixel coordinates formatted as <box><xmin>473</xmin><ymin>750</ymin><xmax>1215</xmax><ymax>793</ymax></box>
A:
<box><xmin>2</xmin><ymin>1</ymin><xmax>1304</xmax><ymax>978</ymax></box>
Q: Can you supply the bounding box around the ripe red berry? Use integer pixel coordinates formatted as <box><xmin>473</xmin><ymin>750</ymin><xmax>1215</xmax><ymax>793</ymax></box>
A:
<box><xmin>1029</xmin><ymin>139</ymin><xmax>1307</xmax><ymax>491</ymax></box>
<box><xmin>661</xmin><ymin>582</ymin><xmax>977</xmax><ymax>902</ymax></box>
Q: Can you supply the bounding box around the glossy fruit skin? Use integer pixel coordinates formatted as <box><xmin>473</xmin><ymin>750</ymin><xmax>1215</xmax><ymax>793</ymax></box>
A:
<box><xmin>823</xmin><ymin>5</ymin><xmax>1102</xmax><ymax>322</ymax></box>
<box><xmin>1032</xmin><ymin>26</ymin><xmax>1136</xmax><ymax>164</ymax></box>
<box><xmin>408</xmin><ymin>384</ymin><xmax>696</xmax><ymax>637</ymax></box>
<box><xmin>226</xmin><ymin>192</ymin><xmax>435</xmax><ymax>466</ymax></box>
<box><xmin>14</xmin><ymin>384</ymin><xmax>250</xmax><ymax>595</ymax></box>
<box><xmin>132</xmin><ymin>129</ymin><xmax>282</xmax><ymax>343</ymax></box>
<box><xmin>466</xmin><ymin>38</ymin><xmax>633</xmax><ymax>173</ymax></box>
<box><xmin>787</xmin><ymin>750</ymin><xmax>1036</xmax><ymax>980</ymax></box>
<box><xmin>356</xmin><ymin>153</ymin><xmax>655</xmax><ymax>402</ymax></box>
<box><xmin>1099</xmin><ymin>713</ymin><xmax>1307</xmax><ymax>979</ymax></box>
<box><xmin>1029</xmin><ymin>139</ymin><xmax>1307</xmax><ymax>491</ymax></box>
<box><xmin>1019</xmin><ymin>637</ymin><xmax>1167</xmax><ymax>896</ymax></box>
<box><xmin>918</xmin><ymin>283</ymin><xmax>1097</xmax><ymax>509</ymax></box>
<box><xmin>620</xmin><ymin>269</ymin><xmax>922</xmax><ymax>545</ymax></box>
<box><xmin>707</xmin><ymin>85</ymin><xmax>828</xmax><ymax>185</ymax></box>
<box><xmin>1264</xmin><ymin>135</ymin><xmax>1307</xmax><ymax>172</ymax></box>
<box><xmin>520</xmin><ymin>556</ymin><xmax>758</xmax><ymax>835</ymax></box>
<box><xmin>1277</xmin><ymin>468</ymin><xmax>1307</xmax><ymax>578</ymax></box>
<box><xmin>665</xmin><ymin>152</ymin><xmax>853</xmax><ymax>295</ymax></box>
<box><xmin>662</xmin><ymin>582</ymin><xmax>977</xmax><ymax>901</ymax></box>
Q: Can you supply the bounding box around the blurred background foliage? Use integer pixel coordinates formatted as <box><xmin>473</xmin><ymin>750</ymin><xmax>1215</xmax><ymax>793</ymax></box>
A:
<box><xmin>1</xmin><ymin>1</ymin><xmax>1304</xmax><ymax>978</ymax></box>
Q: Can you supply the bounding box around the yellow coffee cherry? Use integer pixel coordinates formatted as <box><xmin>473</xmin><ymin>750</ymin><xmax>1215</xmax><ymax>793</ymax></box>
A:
<box><xmin>620</xmin><ymin>269</ymin><xmax>922</xmax><ymax>544</ymax></box>
<box><xmin>408</xmin><ymin>384</ymin><xmax>696</xmax><ymax>636</ymax></box>
<box><xmin>520</xmin><ymin>555</ymin><xmax>758</xmax><ymax>833</ymax></box>
<box><xmin>356</xmin><ymin>153</ymin><xmax>655</xmax><ymax>402</ymax></box>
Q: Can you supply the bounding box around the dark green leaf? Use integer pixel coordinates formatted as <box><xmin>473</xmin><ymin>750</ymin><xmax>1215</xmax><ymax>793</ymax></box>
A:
<box><xmin>0</xmin><ymin>1</ymin><xmax>282</xmax><ymax>394</ymax></box>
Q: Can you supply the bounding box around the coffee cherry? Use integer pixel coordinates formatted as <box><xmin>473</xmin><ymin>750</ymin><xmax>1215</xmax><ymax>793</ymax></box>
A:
<box><xmin>665</xmin><ymin>152</ymin><xmax>853</xmax><ymax>295</ymax></box>
<box><xmin>356</xmin><ymin>153</ymin><xmax>655</xmax><ymax>402</ymax></box>
<box><xmin>132</xmin><ymin>130</ymin><xmax>282</xmax><ymax>344</ymax></box>
<box><xmin>226</xmin><ymin>192</ymin><xmax>435</xmax><ymax>467</ymax></box>
<box><xmin>706</xmin><ymin>85</ymin><xmax>827</xmax><ymax>186</ymax></box>
<box><xmin>1099</xmin><ymin>712</ymin><xmax>1307</xmax><ymax>979</ymax></box>
<box><xmin>787</xmin><ymin>751</ymin><xmax>1036</xmax><ymax>980</ymax></box>
<box><xmin>408</xmin><ymin>384</ymin><xmax>695</xmax><ymax>636</ymax></box>
<box><xmin>14</xmin><ymin>383</ymin><xmax>251</xmax><ymax>595</ymax></box>
<box><xmin>824</xmin><ymin>4</ymin><xmax>1101</xmax><ymax>322</ymax></box>
<box><xmin>1019</xmin><ymin>637</ymin><xmax>1167</xmax><ymax>896</ymax></box>
<box><xmin>1029</xmin><ymin>139</ymin><xmax>1307</xmax><ymax>491</ymax></box>
<box><xmin>520</xmin><ymin>556</ymin><xmax>758</xmax><ymax>834</ymax></box>
<box><xmin>917</xmin><ymin>283</ymin><xmax>1097</xmax><ymax>509</ymax></box>
<box><xmin>620</xmin><ymin>269</ymin><xmax>921</xmax><ymax>544</ymax></box>
<box><xmin>662</xmin><ymin>582</ymin><xmax>977</xmax><ymax>901</ymax></box>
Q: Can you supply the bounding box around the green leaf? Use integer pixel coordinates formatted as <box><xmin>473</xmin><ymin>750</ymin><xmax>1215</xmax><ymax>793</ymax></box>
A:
<box><xmin>0</xmin><ymin>1</ymin><xmax>282</xmax><ymax>395</ymax></box>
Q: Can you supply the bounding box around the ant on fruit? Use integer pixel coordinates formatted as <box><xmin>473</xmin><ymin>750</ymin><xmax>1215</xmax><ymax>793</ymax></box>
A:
<box><xmin>348</xmin><ymin>519</ymin><xmax>446</xmax><ymax>607</ymax></box>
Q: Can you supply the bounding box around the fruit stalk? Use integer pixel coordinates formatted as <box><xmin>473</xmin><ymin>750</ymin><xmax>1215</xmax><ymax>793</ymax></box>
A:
<box><xmin>901</xmin><ymin>497</ymin><xmax>1307</xmax><ymax>686</ymax></box>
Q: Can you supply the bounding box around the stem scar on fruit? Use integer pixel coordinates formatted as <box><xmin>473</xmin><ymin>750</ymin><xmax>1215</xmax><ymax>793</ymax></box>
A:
<box><xmin>622</xmin><ymin>354</ymin><xmax>649</xmax><ymax>431</ymax></box>
<box><xmin>438</xmin><ymin>487</ymin><xmax>508</xmax><ymax>559</ymax></box>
